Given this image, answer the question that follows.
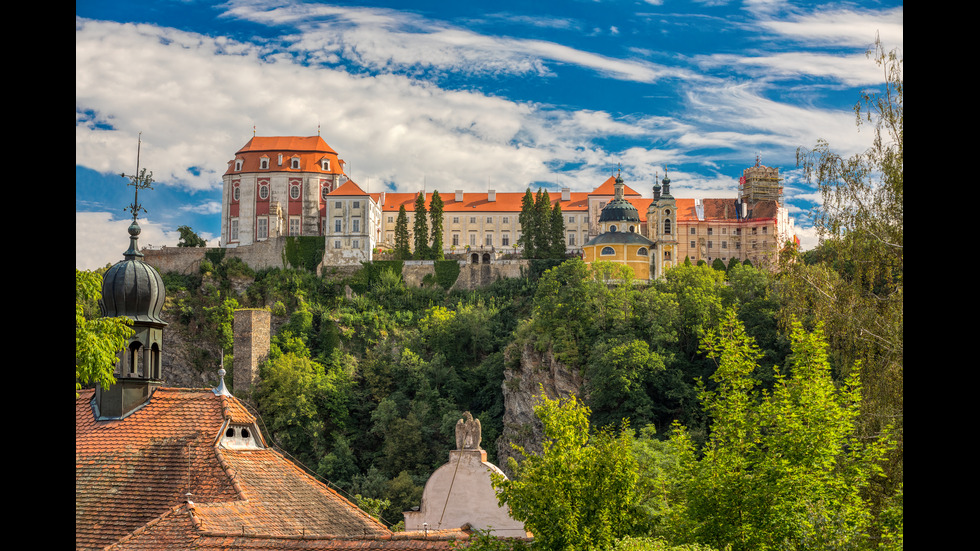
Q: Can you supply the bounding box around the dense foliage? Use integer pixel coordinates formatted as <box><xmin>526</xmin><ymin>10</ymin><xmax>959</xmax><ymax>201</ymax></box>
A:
<box><xmin>80</xmin><ymin>42</ymin><xmax>901</xmax><ymax>550</ymax></box>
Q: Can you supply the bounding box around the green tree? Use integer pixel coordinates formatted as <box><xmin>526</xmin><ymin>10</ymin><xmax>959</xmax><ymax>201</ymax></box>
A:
<box><xmin>413</xmin><ymin>192</ymin><xmax>429</xmax><ymax>259</ymax></box>
<box><xmin>76</xmin><ymin>269</ymin><xmax>133</xmax><ymax>395</ymax></box>
<box><xmin>549</xmin><ymin>200</ymin><xmax>566</xmax><ymax>259</ymax></box>
<box><xmin>394</xmin><ymin>205</ymin><xmax>412</xmax><ymax>260</ymax></box>
<box><xmin>429</xmin><ymin>190</ymin><xmax>445</xmax><ymax>260</ymax></box>
<box><xmin>663</xmin><ymin>312</ymin><xmax>895</xmax><ymax>550</ymax></box>
<box><xmin>533</xmin><ymin>189</ymin><xmax>552</xmax><ymax>259</ymax></box>
<box><xmin>493</xmin><ymin>393</ymin><xmax>641</xmax><ymax>551</ymax></box>
<box><xmin>789</xmin><ymin>37</ymin><xmax>903</xmax><ymax>510</ymax></box>
<box><xmin>176</xmin><ymin>225</ymin><xmax>207</xmax><ymax>247</ymax></box>
<box><xmin>518</xmin><ymin>188</ymin><xmax>536</xmax><ymax>258</ymax></box>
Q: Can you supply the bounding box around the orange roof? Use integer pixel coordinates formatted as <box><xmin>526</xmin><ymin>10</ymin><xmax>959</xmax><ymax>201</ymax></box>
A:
<box><xmin>589</xmin><ymin>175</ymin><xmax>642</xmax><ymax>196</ymax></box>
<box><xmin>237</xmin><ymin>136</ymin><xmax>338</xmax><ymax>155</ymax></box>
<box><xmin>77</xmin><ymin>387</ymin><xmax>466</xmax><ymax>550</ymax></box>
<box><xmin>381</xmin><ymin>190</ymin><xmax>593</xmax><ymax>214</ymax></box>
<box><xmin>225</xmin><ymin>136</ymin><xmax>345</xmax><ymax>177</ymax></box>
<box><xmin>328</xmin><ymin>180</ymin><xmax>370</xmax><ymax>196</ymax></box>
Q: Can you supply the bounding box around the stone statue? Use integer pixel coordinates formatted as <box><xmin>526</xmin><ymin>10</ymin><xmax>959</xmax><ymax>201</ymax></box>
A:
<box><xmin>455</xmin><ymin>412</ymin><xmax>482</xmax><ymax>450</ymax></box>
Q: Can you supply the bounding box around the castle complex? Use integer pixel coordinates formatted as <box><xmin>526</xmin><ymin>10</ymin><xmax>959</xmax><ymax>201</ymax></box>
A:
<box><xmin>219</xmin><ymin>136</ymin><xmax>796</xmax><ymax>280</ymax></box>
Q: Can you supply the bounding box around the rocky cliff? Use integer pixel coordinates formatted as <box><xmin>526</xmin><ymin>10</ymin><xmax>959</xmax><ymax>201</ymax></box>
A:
<box><xmin>496</xmin><ymin>341</ymin><xmax>584</xmax><ymax>476</ymax></box>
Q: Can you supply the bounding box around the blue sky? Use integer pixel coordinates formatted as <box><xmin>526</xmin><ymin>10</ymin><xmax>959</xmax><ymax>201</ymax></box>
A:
<box><xmin>76</xmin><ymin>0</ymin><xmax>903</xmax><ymax>270</ymax></box>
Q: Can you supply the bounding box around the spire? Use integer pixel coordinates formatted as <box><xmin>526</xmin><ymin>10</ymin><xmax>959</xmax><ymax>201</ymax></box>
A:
<box><xmin>119</xmin><ymin>132</ymin><xmax>155</xmax><ymax>260</ymax></box>
<box><xmin>95</xmin><ymin>136</ymin><xmax>168</xmax><ymax>419</ymax></box>
<box><xmin>613</xmin><ymin>165</ymin><xmax>624</xmax><ymax>200</ymax></box>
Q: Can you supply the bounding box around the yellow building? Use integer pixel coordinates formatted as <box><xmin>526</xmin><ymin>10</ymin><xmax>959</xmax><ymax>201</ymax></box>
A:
<box><xmin>582</xmin><ymin>174</ymin><xmax>655</xmax><ymax>281</ymax></box>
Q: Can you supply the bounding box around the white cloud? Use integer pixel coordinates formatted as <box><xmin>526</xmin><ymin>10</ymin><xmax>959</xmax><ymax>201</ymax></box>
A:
<box><xmin>76</xmin><ymin>212</ymin><xmax>206</xmax><ymax>271</ymax></box>
<box><xmin>759</xmin><ymin>7</ymin><xmax>903</xmax><ymax>50</ymax></box>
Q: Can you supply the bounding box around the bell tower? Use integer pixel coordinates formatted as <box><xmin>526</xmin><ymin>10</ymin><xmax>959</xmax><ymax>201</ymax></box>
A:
<box><xmin>95</xmin><ymin>138</ymin><xmax>168</xmax><ymax>419</ymax></box>
<box><xmin>648</xmin><ymin>173</ymin><xmax>678</xmax><ymax>278</ymax></box>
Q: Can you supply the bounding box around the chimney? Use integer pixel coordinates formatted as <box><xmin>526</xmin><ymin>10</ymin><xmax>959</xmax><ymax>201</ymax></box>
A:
<box><xmin>488</xmin><ymin>189</ymin><xmax>496</xmax><ymax>202</ymax></box>
<box><xmin>561</xmin><ymin>187</ymin><xmax>570</xmax><ymax>201</ymax></box>
<box><xmin>455</xmin><ymin>190</ymin><xmax>464</xmax><ymax>202</ymax></box>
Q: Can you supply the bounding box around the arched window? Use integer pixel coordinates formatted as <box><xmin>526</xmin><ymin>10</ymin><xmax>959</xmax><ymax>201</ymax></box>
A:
<box><xmin>664</xmin><ymin>218</ymin><xmax>672</xmax><ymax>235</ymax></box>
<box><xmin>601</xmin><ymin>246</ymin><xmax>616</xmax><ymax>256</ymax></box>
<box><xmin>610</xmin><ymin>225</ymin><xmax>618</xmax><ymax>232</ymax></box>
<box><xmin>637</xmin><ymin>247</ymin><xmax>648</xmax><ymax>256</ymax></box>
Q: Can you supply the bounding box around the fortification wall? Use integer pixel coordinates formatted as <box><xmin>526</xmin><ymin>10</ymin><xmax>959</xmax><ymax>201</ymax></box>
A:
<box><xmin>142</xmin><ymin>239</ymin><xmax>288</xmax><ymax>275</ymax></box>
<box><xmin>143</xmin><ymin>242</ymin><xmax>529</xmax><ymax>291</ymax></box>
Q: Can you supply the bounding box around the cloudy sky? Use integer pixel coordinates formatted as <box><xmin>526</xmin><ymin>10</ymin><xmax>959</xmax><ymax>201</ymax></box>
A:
<box><xmin>76</xmin><ymin>0</ymin><xmax>903</xmax><ymax>270</ymax></box>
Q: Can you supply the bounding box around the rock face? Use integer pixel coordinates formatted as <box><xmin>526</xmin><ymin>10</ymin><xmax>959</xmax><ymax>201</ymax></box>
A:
<box><xmin>497</xmin><ymin>342</ymin><xmax>584</xmax><ymax>476</ymax></box>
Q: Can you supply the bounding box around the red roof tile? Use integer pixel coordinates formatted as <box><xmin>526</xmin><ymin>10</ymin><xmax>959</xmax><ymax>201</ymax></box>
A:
<box><xmin>225</xmin><ymin>136</ymin><xmax>345</xmax><ymax>176</ymax></box>
<box><xmin>328</xmin><ymin>180</ymin><xmax>370</xmax><ymax>197</ymax></box>
<box><xmin>79</xmin><ymin>387</ymin><xmax>448</xmax><ymax>550</ymax></box>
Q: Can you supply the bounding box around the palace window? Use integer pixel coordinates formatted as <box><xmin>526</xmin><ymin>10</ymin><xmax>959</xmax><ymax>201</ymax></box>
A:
<box><xmin>233</xmin><ymin>185</ymin><xmax>241</xmax><ymax>201</ymax></box>
<box><xmin>290</xmin><ymin>184</ymin><xmax>301</xmax><ymax>200</ymax></box>
<box><xmin>352</xmin><ymin>219</ymin><xmax>360</xmax><ymax>233</ymax></box>
<box><xmin>321</xmin><ymin>186</ymin><xmax>330</xmax><ymax>201</ymax></box>
<box><xmin>353</xmin><ymin>201</ymin><xmax>360</xmax><ymax>209</ymax></box>
<box><xmin>600</xmin><ymin>246</ymin><xmax>616</xmax><ymax>256</ymax></box>
<box><xmin>289</xmin><ymin>217</ymin><xmax>300</xmax><ymax>236</ymax></box>
<box><xmin>257</xmin><ymin>218</ymin><xmax>268</xmax><ymax>240</ymax></box>
<box><xmin>502</xmin><ymin>233</ymin><xmax>510</xmax><ymax>246</ymax></box>
<box><xmin>334</xmin><ymin>219</ymin><xmax>342</xmax><ymax>233</ymax></box>
<box><xmin>259</xmin><ymin>184</ymin><xmax>269</xmax><ymax>200</ymax></box>
<box><xmin>230</xmin><ymin>218</ymin><xmax>239</xmax><ymax>241</ymax></box>
<box><xmin>637</xmin><ymin>247</ymin><xmax>648</xmax><ymax>256</ymax></box>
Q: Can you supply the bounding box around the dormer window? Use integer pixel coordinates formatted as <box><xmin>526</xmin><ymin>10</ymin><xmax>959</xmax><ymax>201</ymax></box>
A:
<box><xmin>321</xmin><ymin>159</ymin><xmax>330</xmax><ymax>171</ymax></box>
<box><xmin>234</xmin><ymin>159</ymin><xmax>243</xmax><ymax>171</ymax></box>
<box><xmin>291</xmin><ymin>156</ymin><xmax>301</xmax><ymax>170</ymax></box>
<box><xmin>278</xmin><ymin>153</ymin><xmax>283</xmax><ymax>166</ymax></box>
<box><xmin>220</xmin><ymin>423</ymin><xmax>262</xmax><ymax>450</ymax></box>
<box><xmin>260</xmin><ymin>157</ymin><xmax>270</xmax><ymax>170</ymax></box>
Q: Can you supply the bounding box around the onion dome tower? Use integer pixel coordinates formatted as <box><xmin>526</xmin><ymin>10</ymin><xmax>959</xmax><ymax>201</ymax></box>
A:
<box><xmin>95</xmin><ymin>141</ymin><xmax>168</xmax><ymax>419</ymax></box>
<box><xmin>647</xmin><ymin>172</ymin><xmax>678</xmax><ymax>279</ymax></box>
<box><xmin>597</xmin><ymin>173</ymin><xmax>642</xmax><ymax>233</ymax></box>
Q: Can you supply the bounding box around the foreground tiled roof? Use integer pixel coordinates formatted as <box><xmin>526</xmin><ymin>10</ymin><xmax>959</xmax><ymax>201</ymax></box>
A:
<box><xmin>77</xmin><ymin>387</ymin><xmax>465</xmax><ymax>550</ymax></box>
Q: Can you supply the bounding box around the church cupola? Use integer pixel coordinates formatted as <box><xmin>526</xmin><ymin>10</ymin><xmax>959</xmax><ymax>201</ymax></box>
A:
<box><xmin>94</xmin><ymin>143</ymin><xmax>168</xmax><ymax>420</ymax></box>
<box><xmin>598</xmin><ymin>172</ymin><xmax>641</xmax><ymax>233</ymax></box>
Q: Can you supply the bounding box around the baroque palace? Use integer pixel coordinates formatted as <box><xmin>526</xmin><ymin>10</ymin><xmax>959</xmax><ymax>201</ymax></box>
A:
<box><xmin>219</xmin><ymin>135</ymin><xmax>796</xmax><ymax>281</ymax></box>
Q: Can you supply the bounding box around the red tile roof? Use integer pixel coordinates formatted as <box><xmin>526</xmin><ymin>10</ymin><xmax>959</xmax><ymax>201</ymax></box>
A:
<box><xmin>329</xmin><ymin>180</ymin><xmax>371</xmax><ymax>197</ymax></box>
<box><xmin>588</xmin><ymin>175</ymin><xmax>642</xmax><ymax>196</ymax></box>
<box><xmin>77</xmin><ymin>388</ymin><xmax>464</xmax><ymax>550</ymax></box>
<box><xmin>225</xmin><ymin>136</ymin><xmax>345</xmax><ymax>176</ymax></box>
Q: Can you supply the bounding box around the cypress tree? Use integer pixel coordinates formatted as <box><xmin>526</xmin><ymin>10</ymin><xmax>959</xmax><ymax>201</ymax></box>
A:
<box><xmin>394</xmin><ymin>205</ymin><xmax>411</xmax><ymax>260</ymax></box>
<box><xmin>518</xmin><ymin>188</ymin><xmax>536</xmax><ymax>259</ymax></box>
<box><xmin>413</xmin><ymin>192</ymin><xmax>429</xmax><ymax>260</ymax></box>
<box><xmin>429</xmin><ymin>190</ymin><xmax>444</xmax><ymax>260</ymax></box>
<box><xmin>549</xmin><ymin>200</ymin><xmax>566</xmax><ymax>259</ymax></box>
<box><xmin>533</xmin><ymin>189</ymin><xmax>552</xmax><ymax>259</ymax></box>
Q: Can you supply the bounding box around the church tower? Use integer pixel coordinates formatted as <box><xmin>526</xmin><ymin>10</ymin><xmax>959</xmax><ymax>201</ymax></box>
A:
<box><xmin>95</xmin><ymin>154</ymin><xmax>168</xmax><ymax>419</ymax></box>
<box><xmin>647</xmin><ymin>173</ymin><xmax>678</xmax><ymax>278</ymax></box>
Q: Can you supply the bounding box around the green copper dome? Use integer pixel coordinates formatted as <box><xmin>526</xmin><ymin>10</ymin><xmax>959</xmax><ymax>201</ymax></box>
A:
<box><xmin>598</xmin><ymin>174</ymin><xmax>640</xmax><ymax>224</ymax></box>
<box><xmin>100</xmin><ymin>220</ymin><xmax>167</xmax><ymax>326</ymax></box>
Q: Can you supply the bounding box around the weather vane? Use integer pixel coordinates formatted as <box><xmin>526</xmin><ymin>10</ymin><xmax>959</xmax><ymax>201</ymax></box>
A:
<box><xmin>120</xmin><ymin>132</ymin><xmax>154</xmax><ymax>222</ymax></box>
